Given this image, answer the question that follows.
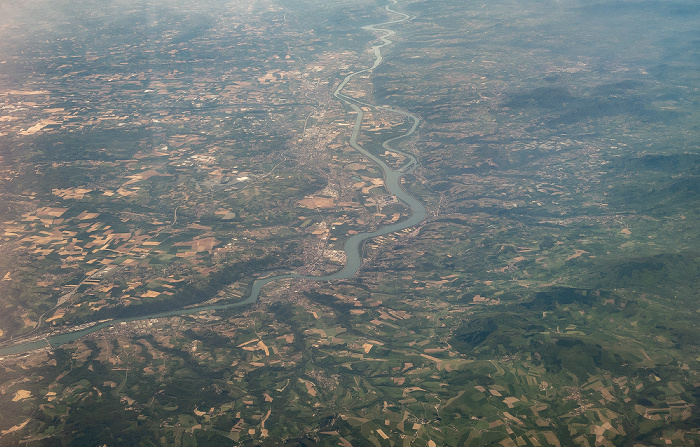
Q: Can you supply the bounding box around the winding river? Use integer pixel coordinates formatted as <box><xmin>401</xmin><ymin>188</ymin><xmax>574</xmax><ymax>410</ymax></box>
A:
<box><xmin>0</xmin><ymin>1</ymin><xmax>425</xmax><ymax>357</ymax></box>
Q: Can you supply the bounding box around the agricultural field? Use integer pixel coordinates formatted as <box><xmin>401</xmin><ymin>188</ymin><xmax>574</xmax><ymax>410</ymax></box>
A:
<box><xmin>1</xmin><ymin>0</ymin><xmax>699</xmax><ymax>445</ymax></box>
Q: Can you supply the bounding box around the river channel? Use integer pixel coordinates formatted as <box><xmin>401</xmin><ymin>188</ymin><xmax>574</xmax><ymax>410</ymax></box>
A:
<box><xmin>0</xmin><ymin>1</ymin><xmax>426</xmax><ymax>357</ymax></box>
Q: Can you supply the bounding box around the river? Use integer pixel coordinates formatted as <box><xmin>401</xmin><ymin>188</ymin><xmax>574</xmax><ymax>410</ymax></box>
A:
<box><xmin>0</xmin><ymin>1</ymin><xmax>425</xmax><ymax>357</ymax></box>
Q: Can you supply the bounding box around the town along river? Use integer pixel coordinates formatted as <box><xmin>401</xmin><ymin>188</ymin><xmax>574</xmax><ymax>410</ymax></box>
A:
<box><xmin>0</xmin><ymin>1</ymin><xmax>426</xmax><ymax>357</ymax></box>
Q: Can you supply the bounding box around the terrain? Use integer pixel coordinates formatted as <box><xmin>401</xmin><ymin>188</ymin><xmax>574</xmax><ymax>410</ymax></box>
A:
<box><xmin>0</xmin><ymin>0</ymin><xmax>699</xmax><ymax>445</ymax></box>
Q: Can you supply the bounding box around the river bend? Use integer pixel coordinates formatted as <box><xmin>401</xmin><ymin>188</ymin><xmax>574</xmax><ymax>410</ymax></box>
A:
<box><xmin>0</xmin><ymin>1</ymin><xmax>425</xmax><ymax>356</ymax></box>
